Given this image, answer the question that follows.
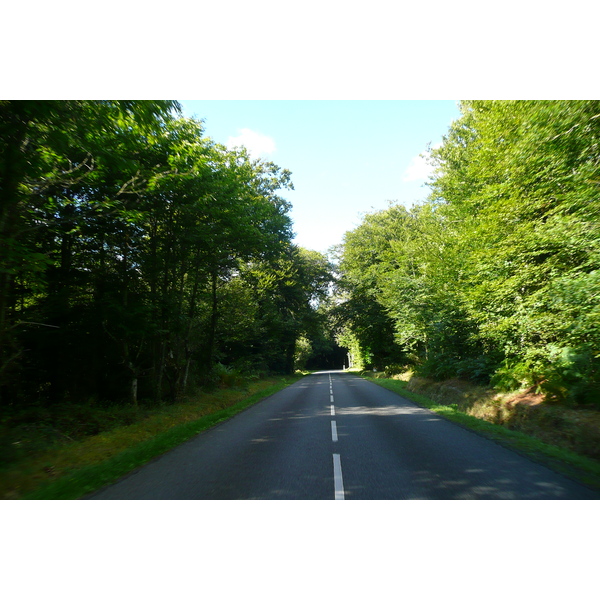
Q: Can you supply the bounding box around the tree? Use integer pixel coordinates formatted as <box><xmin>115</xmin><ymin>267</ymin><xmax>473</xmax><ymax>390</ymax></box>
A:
<box><xmin>238</xmin><ymin>246</ymin><xmax>334</xmax><ymax>374</ymax></box>
<box><xmin>1</xmin><ymin>102</ymin><xmax>320</xmax><ymax>409</ymax></box>
<box><xmin>425</xmin><ymin>100</ymin><xmax>600</xmax><ymax>397</ymax></box>
<box><xmin>334</xmin><ymin>205</ymin><xmax>412</xmax><ymax>370</ymax></box>
<box><xmin>334</xmin><ymin>101</ymin><xmax>600</xmax><ymax>398</ymax></box>
<box><xmin>0</xmin><ymin>101</ymin><xmax>180</xmax><ymax>404</ymax></box>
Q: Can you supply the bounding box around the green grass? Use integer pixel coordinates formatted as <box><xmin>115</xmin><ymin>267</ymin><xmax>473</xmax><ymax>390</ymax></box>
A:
<box><xmin>18</xmin><ymin>377</ymin><xmax>301</xmax><ymax>500</ymax></box>
<box><xmin>361</xmin><ymin>375</ymin><xmax>600</xmax><ymax>491</ymax></box>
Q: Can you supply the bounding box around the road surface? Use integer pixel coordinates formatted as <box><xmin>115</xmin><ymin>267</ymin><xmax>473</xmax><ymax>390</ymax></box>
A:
<box><xmin>87</xmin><ymin>371</ymin><xmax>600</xmax><ymax>500</ymax></box>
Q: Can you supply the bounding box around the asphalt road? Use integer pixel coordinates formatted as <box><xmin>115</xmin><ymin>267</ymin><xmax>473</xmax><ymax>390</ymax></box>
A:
<box><xmin>87</xmin><ymin>371</ymin><xmax>600</xmax><ymax>500</ymax></box>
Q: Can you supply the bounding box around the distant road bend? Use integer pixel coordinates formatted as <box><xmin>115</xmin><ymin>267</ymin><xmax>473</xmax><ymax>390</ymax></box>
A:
<box><xmin>88</xmin><ymin>371</ymin><xmax>600</xmax><ymax>500</ymax></box>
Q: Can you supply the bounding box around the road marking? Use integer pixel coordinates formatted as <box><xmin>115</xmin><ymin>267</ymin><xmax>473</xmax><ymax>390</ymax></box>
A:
<box><xmin>333</xmin><ymin>454</ymin><xmax>345</xmax><ymax>500</ymax></box>
<box><xmin>330</xmin><ymin>394</ymin><xmax>334</xmax><ymax>403</ymax></box>
<box><xmin>331</xmin><ymin>420</ymin><xmax>338</xmax><ymax>442</ymax></box>
<box><xmin>330</xmin><ymin>405</ymin><xmax>335</xmax><ymax>416</ymax></box>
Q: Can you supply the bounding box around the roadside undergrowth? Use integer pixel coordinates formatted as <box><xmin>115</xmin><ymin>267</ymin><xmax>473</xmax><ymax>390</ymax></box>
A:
<box><xmin>361</xmin><ymin>371</ymin><xmax>600</xmax><ymax>491</ymax></box>
<box><xmin>1</xmin><ymin>375</ymin><xmax>302</xmax><ymax>500</ymax></box>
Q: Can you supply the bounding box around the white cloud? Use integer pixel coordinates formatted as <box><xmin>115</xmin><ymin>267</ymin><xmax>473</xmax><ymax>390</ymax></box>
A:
<box><xmin>402</xmin><ymin>143</ymin><xmax>441</xmax><ymax>182</ymax></box>
<box><xmin>226</xmin><ymin>128</ymin><xmax>276</xmax><ymax>158</ymax></box>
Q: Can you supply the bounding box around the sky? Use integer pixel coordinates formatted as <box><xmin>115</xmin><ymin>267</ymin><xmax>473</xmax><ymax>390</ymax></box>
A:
<box><xmin>179</xmin><ymin>101</ymin><xmax>462</xmax><ymax>255</ymax></box>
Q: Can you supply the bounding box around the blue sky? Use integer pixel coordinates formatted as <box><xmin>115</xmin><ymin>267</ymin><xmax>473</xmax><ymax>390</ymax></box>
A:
<box><xmin>179</xmin><ymin>101</ymin><xmax>462</xmax><ymax>255</ymax></box>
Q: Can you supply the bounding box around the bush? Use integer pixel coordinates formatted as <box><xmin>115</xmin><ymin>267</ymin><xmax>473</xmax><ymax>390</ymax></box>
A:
<box><xmin>538</xmin><ymin>346</ymin><xmax>600</xmax><ymax>405</ymax></box>
<box><xmin>454</xmin><ymin>356</ymin><xmax>494</xmax><ymax>384</ymax></box>
<box><xmin>490</xmin><ymin>347</ymin><xmax>600</xmax><ymax>406</ymax></box>
<box><xmin>491</xmin><ymin>360</ymin><xmax>536</xmax><ymax>392</ymax></box>
<box><xmin>383</xmin><ymin>364</ymin><xmax>406</xmax><ymax>377</ymax></box>
<box><xmin>210</xmin><ymin>363</ymin><xmax>246</xmax><ymax>388</ymax></box>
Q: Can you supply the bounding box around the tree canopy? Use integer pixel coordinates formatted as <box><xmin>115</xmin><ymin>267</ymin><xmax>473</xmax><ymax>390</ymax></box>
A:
<box><xmin>3</xmin><ymin>99</ymin><xmax>598</xmax><ymax>411</ymax></box>
<box><xmin>335</xmin><ymin>100</ymin><xmax>600</xmax><ymax>405</ymax></box>
<box><xmin>0</xmin><ymin>100</ymin><xmax>332</xmax><ymax>409</ymax></box>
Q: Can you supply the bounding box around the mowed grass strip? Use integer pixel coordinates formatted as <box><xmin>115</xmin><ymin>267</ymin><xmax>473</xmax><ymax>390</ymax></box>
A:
<box><xmin>362</xmin><ymin>375</ymin><xmax>600</xmax><ymax>491</ymax></box>
<box><xmin>3</xmin><ymin>376</ymin><xmax>302</xmax><ymax>500</ymax></box>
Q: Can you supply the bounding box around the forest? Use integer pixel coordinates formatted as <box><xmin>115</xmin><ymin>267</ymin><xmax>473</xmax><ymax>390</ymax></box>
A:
<box><xmin>0</xmin><ymin>100</ymin><xmax>337</xmax><ymax>415</ymax></box>
<box><xmin>336</xmin><ymin>100</ymin><xmax>600</xmax><ymax>407</ymax></box>
<box><xmin>1</xmin><ymin>99</ymin><xmax>599</xmax><ymax>428</ymax></box>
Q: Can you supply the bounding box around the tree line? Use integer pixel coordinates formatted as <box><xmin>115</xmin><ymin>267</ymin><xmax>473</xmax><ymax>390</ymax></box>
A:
<box><xmin>0</xmin><ymin>101</ymin><xmax>333</xmax><ymax>409</ymax></box>
<box><xmin>4</xmin><ymin>100</ymin><xmax>597</xmax><ymax>413</ymax></box>
<box><xmin>334</xmin><ymin>100</ymin><xmax>600</xmax><ymax>405</ymax></box>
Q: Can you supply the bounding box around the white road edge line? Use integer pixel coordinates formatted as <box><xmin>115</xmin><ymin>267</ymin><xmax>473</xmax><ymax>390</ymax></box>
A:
<box><xmin>333</xmin><ymin>453</ymin><xmax>345</xmax><ymax>500</ymax></box>
<box><xmin>331</xmin><ymin>420</ymin><xmax>338</xmax><ymax>442</ymax></box>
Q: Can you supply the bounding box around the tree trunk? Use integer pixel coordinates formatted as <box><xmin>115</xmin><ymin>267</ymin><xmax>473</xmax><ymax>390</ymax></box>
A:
<box><xmin>0</xmin><ymin>106</ymin><xmax>30</xmax><ymax>403</ymax></box>
<box><xmin>179</xmin><ymin>255</ymin><xmax>202</xmax><ymax>394</ymax></box>
<box><xmin>130</xmin><ymin>366</ymin><xmax>139</xmax><ymax>407</ymax></box>
<box><xmin>285</xmin><ymin>338</ymin><xmax>296</xmax><ymax>375</ymax></box>
<box><xmin>205</xmin><ymin>270</ymin><xmax>219</xmax><ymax>376</ymax></box>
<box><xmin>182</xmin><ymin>357</ymin><xmax>192</xmax><ymax>392</ymax></box>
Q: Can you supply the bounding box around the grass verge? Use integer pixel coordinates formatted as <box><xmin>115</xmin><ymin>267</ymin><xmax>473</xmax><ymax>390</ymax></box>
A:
<box><xmin>361</xmin><ymin>374</ymin><xmax>600</xmax><ymax>492</ymax></box>
<box><xmin>2</xmin><ymin>375</ymin><xmax>302</xmax><ymax>500</ymax></box>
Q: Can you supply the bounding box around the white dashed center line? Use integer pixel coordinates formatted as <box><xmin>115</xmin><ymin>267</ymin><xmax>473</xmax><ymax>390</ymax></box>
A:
<box><xmin>333</xmin><ymin>453</ymin><xmax>345</xmax><ymax>500</ymax></box>
<box><xmin>331</xmin><ymin>420</ymin><xmax>338</xmax><ymax>442</ymax></box>
<box><xmin>329</xmin><ymin>374</ymin><xmax>344</xmax><ymax>499</ymax></box>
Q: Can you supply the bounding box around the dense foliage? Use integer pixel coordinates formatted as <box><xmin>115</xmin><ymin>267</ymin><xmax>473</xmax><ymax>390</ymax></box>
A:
<box><xmin>0</xmin><ymin>100</ymin><xmax>332</xmax><ymax>410</ymax></box>
<box><xmin>4</xmin><ymin>100</ymin><xmax>598</xmax><ymax>414</ymax></box>
<box><xmin>335</xmin><ymin>101</ymin><xmax>600</xmax><ymax>405</ymax></box>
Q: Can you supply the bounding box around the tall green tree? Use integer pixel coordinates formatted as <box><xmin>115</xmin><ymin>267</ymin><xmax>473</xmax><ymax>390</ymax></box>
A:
<box><xmin>336</xmin><ymin>100</ymin><xmax>600</xmax><ymax>402</ymax></box>
<box><xmin>1</xmin><ymin>101</ymin><xmax>320</xmax><ymax>409</ymax></box>
<box><xmin>0</xmin><ymin>100</ymin><xmax>179</xmax><ymax>404</ymax></box>
<box><xmin>428</xmin><ymin>100</ymin><xmax>600</xmax><ymax>397</ymax></box>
